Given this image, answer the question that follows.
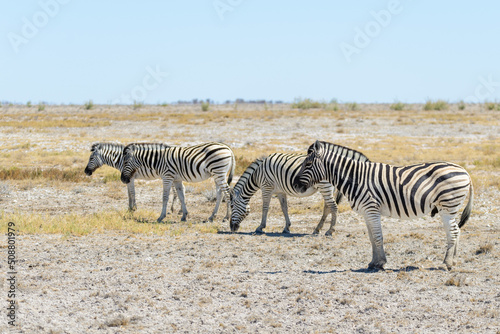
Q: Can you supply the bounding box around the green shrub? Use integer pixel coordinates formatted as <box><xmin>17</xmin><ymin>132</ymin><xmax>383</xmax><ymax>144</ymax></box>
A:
<box><xmin>291</xmin><ymin>98</ymin><xmax>325</xmax><ymax>110</ymax></box>
<box><xmin>38</xmin><ymin>103</ymin><xmax>45</xmax><ymax>111</ymax></box>
<box><xmin>201</xmin><ymin>101</ymin><xmax>210</xmax><ymax>111</ymax></box>
<box><xmin>424</xmin><ymin>100</ymin><xmax>448</xmax><ymax>111</ymax></box>
<box><xmin>27</xmin><ymin>101</ymin><xmax>32</xmax><ymax>107</ymax></box>
<box><xmin>84</xmin><ymin>100</ymin><xmax>94</xmax><ymax>110</ymax></box>
<box><xmin>390</xmin><ymin>102</ymin><xmax>405</xmax><ymax>111</ymax></box>
<box><xmin>345</xmin><ymin>102</ymin><xmax>359</xmax><ymax>111</ymax></box>
<box><xmin>458</xmin><ymin>101</ymin><xmax>466</xmax><ymax>110</ymax></box>
<box><xmin>133</xmin><ymin>100</ymin><xmax>143</xmax><ymax>110</ymax></box>
<box><xmin>485</xmin><ymin>102</ymin><xmax>497</xmax><ymax>110</ymax></box>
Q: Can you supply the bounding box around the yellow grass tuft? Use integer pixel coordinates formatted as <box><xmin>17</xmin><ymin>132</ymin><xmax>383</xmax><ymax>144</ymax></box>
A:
<box><xmin>0</xmin><ymin>210</ymin><xmax>219</xmax><ymax>236</ymax></box>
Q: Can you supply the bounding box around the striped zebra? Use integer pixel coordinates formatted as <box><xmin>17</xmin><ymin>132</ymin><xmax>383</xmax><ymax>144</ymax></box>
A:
<box><xmin>230</xmin><ymin>153</ymin><xmax>337</xmax><ymax>234</ymax></box>
<box><xmin>120</xmin><ymin>142</ymin><xmax>235</xmax><ymax>223</ymax></box>
<box><xmin>293</xmin><ymin>140</ymin><xmax>473</xmax><ymax>270</ymax></box>
<box><xmin>84</xmin><ymin>142</ymin><xmax>178</xmax><ymax>212</ymax></box>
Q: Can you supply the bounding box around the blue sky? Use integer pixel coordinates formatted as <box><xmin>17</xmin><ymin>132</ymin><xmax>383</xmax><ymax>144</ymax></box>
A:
<box><xmin>2</xmin><ymin>0</ymin><xmax>499</xmax><ymax>104</ymax></box>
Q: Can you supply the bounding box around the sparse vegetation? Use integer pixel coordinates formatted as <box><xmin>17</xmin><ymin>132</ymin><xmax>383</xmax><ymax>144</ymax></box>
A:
<box><xmin>133</xmin><ymin>100</ymin><xmax>143</xmax><ymax>110</ymax></box>
<box><xmin>424</xmin><ymin>99</ymin><xmax>449</xmax><ymax>111</ymax></box>
<box><xmin>84</xmin><ymin>99</ymin><xmax>94</xmax><ymax>110</ymax></box>
<box><xmin>201</xmin><ymin>101</ymin><xmax>210</xmax><ymax>111</ymax></box>
<box><xmin>27</xmin><ymin>101</ymin><xmax>32</xmax><ymax>107</ymax></box>
<box><xmin>390</xmin><ymin>101</ymin><xmax>406</xmax><ymax>111</ymax></box>
<box><xmin>458</xmin><ymin>100</ymin><xmax>466</xmax><ymax>110</ymax></box>
<box><xmin>485</xmin><ymin>102</ymin><xmax>498</xmax><ymax>110</ymax></box>
<box><xmin>291</xmin><ymin>98</ymin><xmax>325</xmax><ymax>110</ymax></box>
<box><xmin>345</xmin><ymin>102</ymin><xmax>359</xmax><ymax>111</ymax></box>
<box><xmin>38</xmin><ymin>103</ymin><xmax>45</xmax><ymax>111</ymax></box>
<box><xmin>475</xmin><ymin>243</ymin><xmax>493</xmax><ymax>255</ymax></box>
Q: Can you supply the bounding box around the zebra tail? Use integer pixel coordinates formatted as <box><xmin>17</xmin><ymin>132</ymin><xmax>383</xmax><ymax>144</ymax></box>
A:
<box><xmin>227</xmin><ymin>152</ymin><xmax>235</xmax><ymax>185</ymax></box>
<box><xmin>458</xmin><ymin>182</ymin><xmax>473</xmax><ymax>229</ymax></box>
<box><xmin>334</xmin><ymin>190</ymin><xmax>343</xmax><ymax>205</ymax></box>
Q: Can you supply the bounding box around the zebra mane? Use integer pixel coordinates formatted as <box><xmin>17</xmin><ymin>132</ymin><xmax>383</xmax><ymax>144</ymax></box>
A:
<box><xmin>233</xmin><ymin>156</ymin><xmax>266</xmax><ymax>195</ymax></box>
<box><xmin>312</xmin><ymin>141</ymin><xmax>369</xmax><ymax>162</ymax></box>
<box><xmin>91</xmin><ymin>142</ymin><xmax>125</xmax><ymax>152</ymax></box>
<box><xmin>124</xmin><ymin>142</ymin><xmax>170</xmax><ymax>153</ymax></box>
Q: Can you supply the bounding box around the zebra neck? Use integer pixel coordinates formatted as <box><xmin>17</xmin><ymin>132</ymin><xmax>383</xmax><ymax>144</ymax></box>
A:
<box><xmin>326</xmin><ymin>154</ymin><xmax>359</xmax><ymax>197</ymax></box>
<box><xmin>233</xmin><ymin>168</ymin><xmax>263</xmax><ymax>202</ymax></box>
<box><xmin>102</xmin><ymin>146</ymin><xmax>124</xmax><ymax>171</ymax></box>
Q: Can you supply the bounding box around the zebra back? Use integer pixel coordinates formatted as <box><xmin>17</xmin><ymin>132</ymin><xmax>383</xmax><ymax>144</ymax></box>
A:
<box><xmin>233</xmin><ymin>157</ymin><xmax>266</xmax><ymax>198</ymax></box>
<box><xmin>310</xmin><ymin>141</ymin><xmax>369</xmax><ymax>163</ymax></box>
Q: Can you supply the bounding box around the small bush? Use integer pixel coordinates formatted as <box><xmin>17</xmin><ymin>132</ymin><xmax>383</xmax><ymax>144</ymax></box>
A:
<box><xmin>84</xmin><ymin>99</ymin><xmax>94</xmax><ymax>110</ymax></box>
<box><xmin>424</xmin><ymin>100</ymin><xmax>448</xmax><ymax>111</ymax></box>
<box><xmin>38</xmin><ymin>103</ymin><xmax>45</xmax><ymax>111</ymax></box>
<box><xmin>485</xmin><ymin>102</ymin><xmax>497</xmax><ymax>110</ymax></box>
<box><xmin>133</xmin><ymin>100</ymin><xmax>143</xmax><ymax>110</ymax></box>
<box><xmin>345</xmin><ymin>102</ymin><xmax>359</xmax><ymax>111</ymax></box>
<box><xmin>458</xmin><ymin>101</ymin><xmax>466</xmax><ymax>110</ymax></box>
<box><xmin>291</xmin><ymin>98</ymin><xmax>325</xmax><ymax>110</ymax></box>
<box><xmin>201</xmin><ymin>101</ymin><xmax>210</xmax><ymax>111</ymax></box>
<box><xmin>390</xmin><ymin>102</ymin><xmax>405</xmax><ymax>111</ymax></box>
<box><xmin>26</xmin><ymin>101</ymin><xmax>32</xmax><ymax>107</ymax></box>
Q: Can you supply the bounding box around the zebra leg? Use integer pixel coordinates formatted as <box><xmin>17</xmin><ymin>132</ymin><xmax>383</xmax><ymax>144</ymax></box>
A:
<box><xmin>127</xmin><ymin>179</ymin><xmax>137</xmax><ymax>211</ymax></box>
<box><xmin>208</xmin><ymin>175</ymin><xmax>232</xmax><ymax>222</ymax></box>
<box><xmin>364</xmin><ymin>211</ymin><xmax>387</xmax><ymax>269</ymax></box>
<box><xmin>174</xmin><ymin>181</ymin><xmax>188</xmax><ymax>222</ymax></box>
<box><xmin>277</xmin><ymin>193</ymin><xmax>292</xmax><ymax>234</ymax></box>
<box><xmin>158</xmin><ymin>177</ymin><xmax>174</xmax><ymax>223</ymax></box>
<box><xmin>170</xmin><ymin>187</ymin><xmax>178</xmax><ymax>214</ymax></box>
<box><xmin>207</xmin><ymin>182</ymin><xmax>222</xmax><ymax>222</ymax></box>
<box><xmin>440</xmin><ymin>212</ymin><xmax>460</xmax><ymax>270</ymax></box>
<box><xmin>315</xmin><ymin>184</ymin><xmax>338</xmax><ymax>236</ymax></box>
<box><xmin>255</xmin><ymin>187</ymin><xmax>272</xmax><ymax>234</ymax></box>
<box><xmin>313</xmin><ymin>204</ymin><xmax>328</xmax><ymax>235</ymax></box>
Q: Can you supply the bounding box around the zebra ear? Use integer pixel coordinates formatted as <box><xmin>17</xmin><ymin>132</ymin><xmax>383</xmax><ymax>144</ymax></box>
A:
<box><xmin>312</xmin><ymin>140</ymin><xmax>323</xmax><ymax>155</ymax></box>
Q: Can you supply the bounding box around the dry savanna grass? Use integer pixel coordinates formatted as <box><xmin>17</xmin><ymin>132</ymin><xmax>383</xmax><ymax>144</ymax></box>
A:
<box><xmin>1</xmin><ymin>102</ymin><xmax>498</xmax><ymax>235</ymax></box>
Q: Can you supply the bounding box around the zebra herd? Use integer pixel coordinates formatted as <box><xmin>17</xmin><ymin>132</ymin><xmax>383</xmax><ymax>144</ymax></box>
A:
<box><xmin>84</xmin><ymin>140</ymin><xmax>473</xmax><ymax>270</ymax></box>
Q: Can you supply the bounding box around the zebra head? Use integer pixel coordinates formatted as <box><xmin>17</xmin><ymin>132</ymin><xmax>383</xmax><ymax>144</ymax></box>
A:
<box><xmin>84</xmin><ymin>143</ymin><xmax>104</xmax><ymax>176</ymax></box>
<box><xmin>293</xmin><ymin>140</ymin><xmax>326</xmax><ymax>193</ymax></box>
<box><xmin>120</xmin><ymin>144</ymin><xmax>138</xmax><ymax>184</ymax></box>
<box><xmin>230</xmin><ymin>190</ymin><xmax>250</xmax><ymax>232</ymax></box>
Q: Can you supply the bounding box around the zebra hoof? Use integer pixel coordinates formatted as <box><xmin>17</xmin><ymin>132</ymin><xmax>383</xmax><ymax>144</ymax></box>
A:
<box><xmin>255</xmin><ymin>229</ymin><xmax>264</xmax><ymax>234</ymax></box>
<box><xmin>282</xmin><ymin>229</ymin><xmax>290</xmax><ymax>234</ymax></box>
<box><xmin>325</xmin><ymin>230</ymin><xmax>334</xmax><ymax>236</ymax></box>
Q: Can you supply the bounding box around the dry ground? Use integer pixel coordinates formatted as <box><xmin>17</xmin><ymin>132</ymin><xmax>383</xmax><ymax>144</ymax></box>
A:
<box><xmin>0</xmin><ymin>103</ymin><xmax>499</xmax><ymax>333</ymax></box>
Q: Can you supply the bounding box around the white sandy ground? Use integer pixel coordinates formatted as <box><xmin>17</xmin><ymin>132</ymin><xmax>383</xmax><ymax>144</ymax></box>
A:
<box><xmin>0</xmin><ymin>104</ymin><xmax>499</xmax><ymax>333</ymax></box>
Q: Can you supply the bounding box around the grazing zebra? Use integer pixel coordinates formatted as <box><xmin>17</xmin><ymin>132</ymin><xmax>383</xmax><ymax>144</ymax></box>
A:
<box><xmin>120</xmin><ymin>142</ymin><xmax>235</xmax><ymax>223</ymax></box>
<box><xmin>230</xmin><ymin>153</ymin><xmax>342</xmax><ymax>235</ymax></box>
<box><xmin>84</xmin><ymin>142</ymin><xmax>178</xmax><ymax>212</ymax></box>
<box><xmin>293</xmin><ymin>140</ymin><xmax>473</xmax><ymax>270</ymax></box>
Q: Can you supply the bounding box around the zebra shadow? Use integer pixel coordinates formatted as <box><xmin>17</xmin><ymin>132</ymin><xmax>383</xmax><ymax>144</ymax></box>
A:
<box><xmin>303</xmin><ymin>269</ymin><xmax>349</xmax><ymax>274</ymax></box>
<box><xmin>217</xmin><ymin>231</ymin><xmax>310</xmax><ymax>238</ymax></box>
<box><xmin>351</xmin><ymin>265</ymin><xmax>446</xmax><ymax>273</ymax></box>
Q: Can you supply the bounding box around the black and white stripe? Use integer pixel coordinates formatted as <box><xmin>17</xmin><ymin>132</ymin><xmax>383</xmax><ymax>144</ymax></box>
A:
<box><xmin>121</xmin><ymin>142</ymin><xmax>235</xmax><ymax>223</ymax></box>
<box><xmin>293</xmin><ymin>140</ymin><xmax>473</xmax><ymax>270</ymax></box>
<box><xmin>231</xmin><ymin>150</ymin><xmax>368</xmax><ymax>234</ymax></box>
<box><xmin>84</xmin><ymin>142</ymin><xmax>178</xmax><ymax>211</ymax></box>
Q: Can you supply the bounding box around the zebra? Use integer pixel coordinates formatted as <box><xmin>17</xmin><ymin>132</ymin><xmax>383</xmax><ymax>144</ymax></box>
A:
<box><xmin>293</xmin><ymin>140</ymin><xmax>473</xmax><ymax>270</ymax></box>
<box><xmin>230</xmin><ymin>153</ymin><xmax>341</xmax><ymax>235</ymax></box>
<box><xmin>84</xmin><ymin>142</ymin><xmax>178</xmax><ymax>212</ymax></box>
<box><xmin>120</xmin><ymin>142</ymin><xmax>235</xmax><ymax>223</ymax></box>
